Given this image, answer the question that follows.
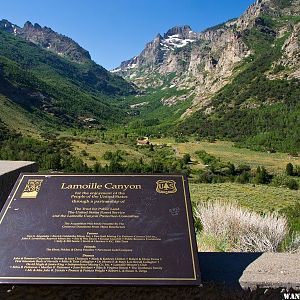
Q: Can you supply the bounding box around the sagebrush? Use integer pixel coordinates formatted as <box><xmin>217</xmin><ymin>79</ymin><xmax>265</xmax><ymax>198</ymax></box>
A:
<box><xmin>195</xmin><ymin>201</ymin><xmax>288</xmax><ymax>252</ymax></box>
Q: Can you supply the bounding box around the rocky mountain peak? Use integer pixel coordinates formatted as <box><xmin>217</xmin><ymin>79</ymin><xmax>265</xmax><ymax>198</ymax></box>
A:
<box><xmin>0</xmin><ymin>19</ymin><xmax>13</xmax><ymax>29</ymax></box>
<box><xmin>23</xmin><ymin>21</ymin><xmax>42</xmax><ymax>30</ymax></box>
<box><xmin>113</xmin><ymin>25</ymin><xmax>196</xmax><ymax>73</ymax></box>
<box><xmin>33</xmin><ymin>23</ymin><xmax>42</xmax><ymax>30</ymax></box>
<box><xmin>155</xmin><ymin>33</ymin><xmax>163</xmax><ymax>40</ymax></box>
<box><xmin>20</xmin><ymin>22</ymin><xmax>91</xmax><ymax>62</ymax></box>
<box><xmin>164</xmin><ymin>25</ymin><xmax>193</xmax><ymax>39</ymax></box>
<box><xmin>0</xmin><ymin>19</ymin><xmax>20</xmax><ymax>34</ymax></box>
<box><xmin>23</xmin><ymin>21</ymin><xmax>33</xmax><ymax>29</ymax></box>
<box><xmin>0</xmin><ymin>19</ymin><xmax>91</xmax><ymax>63</ymax></box>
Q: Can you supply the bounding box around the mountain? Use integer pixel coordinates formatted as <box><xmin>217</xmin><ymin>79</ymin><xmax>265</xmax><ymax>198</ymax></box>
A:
<box><xmin>114</xmin><ymin>0</ymin><xmax>300</xmax><ymax>152</ymax></box>
<box><xmin>0</xmin><ymin>20</ymin><xmax>135</xmax><ymax>132</ymax></box>
<box><xmin>113</xmin><ymin>20</ymin><xmax>252</xmax><ymax>109</ymax></box>
<box><xmin>0</xmin><ymin>19</ymin><xmax>91</xmax><ymax>63</ymax></box>
<box><xmin>114</xmin><ymin>0</ymin><xmax>300</xmax><ymax>111</ymax></box>
<box><xmin>113</xmin><ymin>25</ymin><xmax>197</xmax><ymax>75</ymax></box>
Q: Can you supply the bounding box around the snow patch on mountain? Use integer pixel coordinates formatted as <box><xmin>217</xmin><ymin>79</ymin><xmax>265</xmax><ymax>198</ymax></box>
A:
<box><xmin>161</xmin><ymin>34</ymin><xmax>195</xmax><ymax>50</ymax></box>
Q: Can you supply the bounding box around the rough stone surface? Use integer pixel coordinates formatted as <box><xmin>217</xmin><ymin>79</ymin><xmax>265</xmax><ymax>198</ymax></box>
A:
<box><xmin>278</xmin><ymin>22</ymin><xmax>300</xmax><ymax>79</ymax></box>
<box><xmin>0</xmin><ymin>161</ymin><xmax>38</xmax><ymax>209</ymax></box>
<box><xmin>239</xmin><ymin>253</ymin><xmax>300</xmax><ymax>291</ymax></box>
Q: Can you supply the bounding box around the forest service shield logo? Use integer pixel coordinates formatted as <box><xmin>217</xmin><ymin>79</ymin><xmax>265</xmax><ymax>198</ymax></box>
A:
<box><xmin>21</xmin><ymin>179</ymin><xmax>44</xmax><ymax>199</ymax></box>
<box><xmin>156</xmin><ymin>180</ymin><xmax>177</xmax><ymax>194</ymax></box>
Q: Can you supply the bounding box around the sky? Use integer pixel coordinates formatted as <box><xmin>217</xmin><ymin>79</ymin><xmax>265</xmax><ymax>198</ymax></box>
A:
<box><xmin>1</xmin><ymin>0</ymin><xmax>255</xmax><ymax>70</ymax></box>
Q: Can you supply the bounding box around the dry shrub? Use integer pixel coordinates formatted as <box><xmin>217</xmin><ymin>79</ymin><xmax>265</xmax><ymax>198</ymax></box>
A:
<box><xmin>195</xmin><ymin>201</ymin><xmax>288</xmax><ymax>252</ymax></box>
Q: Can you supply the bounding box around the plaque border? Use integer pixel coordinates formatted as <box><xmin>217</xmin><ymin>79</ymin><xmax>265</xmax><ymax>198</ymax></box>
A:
<box><xmin>0</xmin><ymin>174</ymin><xmax>200</xmax><ymax>283</ymax></box>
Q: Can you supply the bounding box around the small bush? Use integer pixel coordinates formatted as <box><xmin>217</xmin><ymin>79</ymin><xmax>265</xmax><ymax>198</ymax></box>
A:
<box><xmin>175</xmin><ymin>136</ymin><xmax>189</xmax><ymax>143</ymax></box>
<box><xmin>235</xmin><ymin>172</ymin><xmax>250</xmax><ymax>184</ymax></box>
<box><xmin>286</xmin><ymin>163</ymin><xmax>294</xmax><ymax>176</ymax></box>
<box><xmin>253</xmin><ymin>166</ymin><xmax>271</xmax><ymax>184</ymax></box>
<box><xmin>272</xmin><ymin>174</ymin><xmax>291</xmax><ymax>187</ymax></box>
<box><xmin>182</xmin><ymin>153</ymin><xmax>191</xmax><ymax>164</ymax></box>
<box><xmin>196</xmin><ymin>150</ymin><xmax>218</xmax><ymax>165</ymax></box>
<box><xmin>273</xmin><ymin>64</ymin><xmax>285</xmax><ymax>74</ymax></box>
<box><xmin>272</xmin><ymin>174</ymin><xmax>299</xmax><ymax>190</ymax></box>
<box><xmin>236</xmin><ymin>164</ymin><xmax>251</xmax><ymax>173</ymax></box>
<box><xmin>195</xmin><ymin>201</ymin><xmax>288</xmax><ymax>252</ymax></box>
<box><xmin>103</xmin><ymin>151</ymin><xmax>113</xmax><ymax>160</ymax></box>
<box><xmin>80</xmin><ymin>150</ymin><xmax>88</xmax><ymax>157</ymax></box>
<box><xmin>197</xmin><ymin>171</ymin><xmax>214</xmax><ymax>183</ymax></box>
<box><xmin>287</xmin><ymin>179</ymin><xmax>299</xmax><ymax>190</ymax></box>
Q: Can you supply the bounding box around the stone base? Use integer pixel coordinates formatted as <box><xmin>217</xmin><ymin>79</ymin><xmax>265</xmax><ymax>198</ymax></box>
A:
<box><xmin>239</xmin><ymin>253</ymin><xmax>300</xmax><ymax>291</ymax></box>
<box><xmin>0</xmin><ymin>161</ymin><xmax>38</xmax><ymax>209</ymax></box>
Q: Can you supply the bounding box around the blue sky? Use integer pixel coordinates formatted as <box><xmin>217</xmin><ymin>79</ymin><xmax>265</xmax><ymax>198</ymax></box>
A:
<box><xmin>1</xmin><ymin>0</ymin><xmax>254</xmax><ymax>69</ymax></box>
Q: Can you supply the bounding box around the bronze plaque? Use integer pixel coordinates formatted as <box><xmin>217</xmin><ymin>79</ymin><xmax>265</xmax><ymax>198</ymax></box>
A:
<box><xmin>0</xmin><ymin>174</ymin><xmax>200</xmax><ymax>285</ymax></box>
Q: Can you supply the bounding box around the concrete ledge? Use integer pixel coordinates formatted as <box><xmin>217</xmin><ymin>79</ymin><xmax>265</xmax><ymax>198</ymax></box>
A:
<box><xmin>239</xmin><ymin>253</ymin><xmax>300</xmax><ymax>291</ymax></box>
<box><xmin>0</xmin><ymin>160</ymin><xmax>38</xmax><ymax>209</ymax></box>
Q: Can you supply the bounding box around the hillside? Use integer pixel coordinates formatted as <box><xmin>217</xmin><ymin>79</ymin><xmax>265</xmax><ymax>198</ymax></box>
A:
<box><xmin>0</xmin><ymin>21</ymin><xmax>135</xmax><ymax>132</ymax></box>
<box><xmin>114</xmin><ymin>0</ymin><xmax>300</xmax><ymax>152</ymax></box>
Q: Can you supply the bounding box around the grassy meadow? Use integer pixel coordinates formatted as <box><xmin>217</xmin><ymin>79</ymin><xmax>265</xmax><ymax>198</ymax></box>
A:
<box><xmin>71</xmin><ymin>140</ymin><xmax>146</xmax><ymax>167</ymax></box>
<box><xmin>68</xmin><ymin>134</ymin><xmax>300</xmax><ymax>173</ymax></box>
<box><xmin>151</xmin><ymin>138</ymin><xmax>300</xmax><ymax>173</ymax></box>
